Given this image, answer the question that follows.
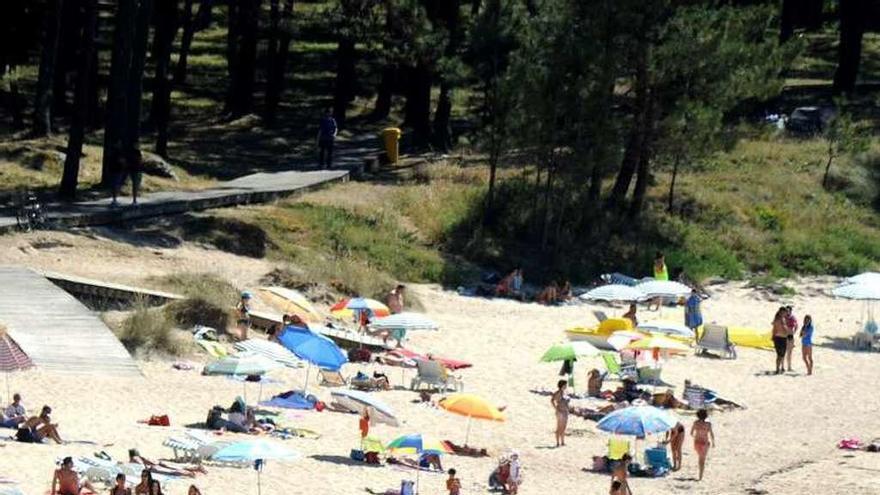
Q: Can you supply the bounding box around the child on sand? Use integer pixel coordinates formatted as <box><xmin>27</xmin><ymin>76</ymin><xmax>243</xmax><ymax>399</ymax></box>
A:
<box><xmin>611</xmin><ymin>454</ymin><xmax>632</xmax><ymax>495</ymax></box>
<box><xmin>691</xmin><ymin>409</ymin><xmax>715</xmax><ymax>481</ymax></box>
<box><xmin>800</xmin><ymin>315</ymin><xmax>814</xmax><ymax>375</ymax></box>
<box><xmin>666</xmin><ymin>422</ymin><xmax>685</xmax><ymax>471</ymax></box>
<box><xmin>446</xmin><ymin>468</ymin><xmax>461</xmax><ymax>495</ymax></box>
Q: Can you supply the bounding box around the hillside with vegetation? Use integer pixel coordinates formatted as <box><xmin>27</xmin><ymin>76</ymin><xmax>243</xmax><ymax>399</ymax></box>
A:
<box><xmin>1</xmin><ymin>0</ymin><xmax>880</xmax><ymax>292</ymax></box>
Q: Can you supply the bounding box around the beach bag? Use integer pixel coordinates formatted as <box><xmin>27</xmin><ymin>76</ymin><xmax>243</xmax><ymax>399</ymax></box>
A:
<box><xmin>365</xmin><ymin>451</ymin><xmax>380</xmax><ymax>464</ymax></box>
<box><xmin>400</xmin><ymin>480</ymin><xmax>415</xmax><ymax>495</ymax></box>
<box><xmin>148</xmin><ymin>414</ymin><xmax>170</xmax><ymax>426</ymax></box>
<box><xmin>350</xmin><ymin>449</ymin><xmax>365</xmax><ymax>462</ymax></box>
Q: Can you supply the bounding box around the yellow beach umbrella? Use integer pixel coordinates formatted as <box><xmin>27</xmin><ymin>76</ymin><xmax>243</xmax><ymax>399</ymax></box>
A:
<box><xmin>625</xmin><ymin>335</ymin><xmax>690</xmax><ymax>353</ymax></box>
<box><xmin>439</xmin><ymin>393</ymin><xmax>505</xmax><ymax>445</ymax></box>
<box><xmin>257</xmin><ymin>287</ymin><xmax>322</xmax><ymax>323</ymax></box>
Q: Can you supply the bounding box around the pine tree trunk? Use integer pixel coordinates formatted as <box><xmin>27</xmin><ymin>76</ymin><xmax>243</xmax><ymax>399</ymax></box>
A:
<box><xmin>332</xmin><ymin>37</ymin><xmax>357</xmax><ymax>125</ymax></box>
<box><xmin>404</xmin><ymin>63</ymin><xmax>432</xmax><ymax>145</ymax></box>
<box><xmin>123</xmin><ymin>0</ymin><xmax>155</xmax><ymax>155</ymax></box>
<box><xmin>33</xmin><ymin>0</ymin><xmax>66</xmax><ymax>137</ymax></box>
<box><xmin>102</xmin><ymin>0</ymin><xmax>136</xmax><ymax>186</ymax></box>
<box><xmin>61</xmin><ymin>0</ymin><xmax>98</xmax><ymax>201</ymax></box>
<box><xmin>265</xmin><ymin>0</ymin><xmax>294</xmax><ymax>122</ymax></box>
<box><xmin>173</xmin><ymin>0</ymin><xmax>196</xmax><ymax>85</ymax></box>
<box><xmin>833</xmin><ymin>0</ymin><xmax>866</xmax><ymax>94</ymax></box>
<box><xmin>373</xmin><ymin>65</ymin><xmax>395</xmax><ymax>119</ymax></box>
<box><xmin>151</xmin><ymin>0</ymin><xmax>180</xmax><ymax>157</ymax></box>
<box><xmin>225</xmin><ymin>0</ymin><xmax>241</xmax><ymax>113</ymax></box>
<box><xmin>431</xmin><ymin>0</ymin><xmax>460</xmax><ymax>151</ymax></box>
<box><xmin>52</xmin><ymin>0</ymin><xmax>81</xmax><ymax>119</ymax></box>
<box><xmin>195</xmin><ymin>0</ymin><xmax>216</xmax><ymax>30</ymax></box>
<box><xmin>607</xmin><ymin>35</ymin><xmax>649</xmax><ymax>210</ymax></box>
<box><xmin>226</xmin><ymin>0</ymin><xmax>260</xmax><ymax>117</ymax></box>
<box><xmin>629</xmin><ymin>91</ymin><xmax>655</xmax><ymax>218</ymax></box>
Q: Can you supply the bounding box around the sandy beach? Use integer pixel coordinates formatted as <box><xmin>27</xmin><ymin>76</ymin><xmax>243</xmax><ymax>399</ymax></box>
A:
<box><xmin>1</xmin><ymin>231</ymin><xmax>880</xmax><ymax>495</ymax></box>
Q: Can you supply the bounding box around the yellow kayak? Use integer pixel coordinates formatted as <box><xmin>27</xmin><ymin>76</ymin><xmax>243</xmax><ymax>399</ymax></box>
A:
<box><xmin>565</xmin><ymin>318</ymin><xmax>635</xmax><ymax>349</ymax></box>
<box><xmin>727</xmin><ymin>326</ymin><xmax>773</xmax><ymax>350</ymax></box>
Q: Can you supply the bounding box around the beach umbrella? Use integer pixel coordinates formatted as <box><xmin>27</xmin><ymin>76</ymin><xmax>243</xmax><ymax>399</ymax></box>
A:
<box><xmin>625</xmin><ymin>335</ymin><xmax>691</xmax><ymax>354</ymax></box>
<box><xmin>330</xmin><ymin>389</ymin><xmax>400</xmax><ymax>427</ymax></box>
<box><xmin>845</xmin><ymin>272</ymin><xmax>880</xmax><ymax>285</ymax></box>
<box><xmin>539</xmin><ymin>341</ymin><xmax>601</xmax><ymax>362</ymax></box>
<box><xmin>386</xmin><ymin>434</ymin><xmax>451</xmax><ymax>494</ymax></box>
<box><xmin>386</xmin><ymin>434</ymin><xmax>452</xmax><ymax>455</ymax></box>
<box><xmin>370</xmin><ymin>313</ymin><xmax>439</xmax><ymax>331</ymax></box>
<box><xmin>635</xmin><ymin>280</ymin><xmax>692</xmax><ymax>299</ymax></box>
<box><xmin>637</xmin><ymin>321</ymin><xmax>695</xmax><ymax>340</ymax></box>
<box><xmin>0</xmin><ymin>332</ymin><xmax>33</xmax><ymax>403</ymax></box>
<box><xmin>831</xmin><ymin>283</ymin><xmax>880</xmax><ymax>300</ymax></box>
<box><xmin>234</xmin><ymin>339</ymin><xmax>302</xmax><ymax>368</ymax></box>
<box><xmin>606</xmin><ymin>330</ymin><xmax>648</xmax><ymax>352</ymax></box>
<box><xmin>580</xmin><ymin>284</ymin><xmax>645</xmax><ymax>303</ymax></box>
<box><xmin>203</xmin><ymin>353</ymin><xmax>282</xmax><ymax>376</ymax></box>
<box><xmin>330</xmin><ymin>297</ymin><xmax>391</xmax><ymax>321</ymax></box>
<box><xmin>212</xmin><ymin>439</ymin><xmax>298</xmax><ymax>495</ymax></box>
<box><xmin>596</xmin><ymin>405</ymin><xmax>678</xmax><ymax>437</ymax></box>
<box><xmin>256</xmin><ymin>287</ymin><xmax>322</xmax><ymax>323</ymax></box>
<box><xmin>439</xmin><ymin>393</ymin><xmax>505</xmax><ymax>445</ymax></box>
<box><xmin>279</xmin><ymin>330</ymin><xmax>347</xmax><ymax>393</ymax></box>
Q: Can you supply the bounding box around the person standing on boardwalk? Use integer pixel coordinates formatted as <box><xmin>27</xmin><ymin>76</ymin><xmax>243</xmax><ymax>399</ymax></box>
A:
<box><xmin>317</xmin><ymin>108</ymin><xmax>338</xmax><ymax>168</ymax></box>
<box><xmin>111</xmin><ymin>149</ymin><xmax>143</xmax><ymax>207</ymax></box>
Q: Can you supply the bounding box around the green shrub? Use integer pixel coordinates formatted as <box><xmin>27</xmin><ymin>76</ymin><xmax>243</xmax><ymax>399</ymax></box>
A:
<box><xmin>115</xmin><ymin>305</ymin><xmax>189</xmax><ymax>356</ymax></box>
<box><xmin>149</xmin><ymin>273</ymin><xmax>239</xmax><ymax>331</ymax></box>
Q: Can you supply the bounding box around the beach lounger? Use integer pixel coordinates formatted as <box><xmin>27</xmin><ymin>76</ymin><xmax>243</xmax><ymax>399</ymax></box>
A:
<box><xmin>645</xmin><ymin>447</ymin><xmax>672</xmax><ymax>470</ymax></box>
<box><xmin>601</xmin><ymin>353</ymin><xmax>638</xmax><ymax>381</ymax></box>
<box><xmin>607</xmin><ymin>438</ymin><xmax>630</xmax><ymax>461</ymax></box>
<box><xmin>410</xmin><ymin>360</ymin><xmax>463</xmax><ymax>392</ymax></box>
<box><xmin>318</xmin><ymin>369</ymin><xmax>348</xmax><ymax>387</ymax></box>
<box><xmin>694</xmin><ymin>325</ymin><xmax>736</xmax><ymax>359</ymax></box>
<box><xmin>196</xmin><ymin>340</ymin><xmax>229</xmax><ymax>359</ymax></box>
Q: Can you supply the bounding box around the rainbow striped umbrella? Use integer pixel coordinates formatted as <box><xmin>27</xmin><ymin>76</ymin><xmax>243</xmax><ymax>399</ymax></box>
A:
<box><xmin>330</xmin><ymin>297</ymin><xmax>391</xmax><ymax>321</ymax></box>
<box><xmin>386</xmin><ymin>434</ymin><xmax>452</xmax><ymax>455</ymax></box>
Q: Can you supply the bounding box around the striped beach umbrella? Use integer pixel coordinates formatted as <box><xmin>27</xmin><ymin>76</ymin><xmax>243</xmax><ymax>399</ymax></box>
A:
<box><xmin>234</xmin><ymin>339</ymin><xmax>302</xmax><ymax>368</ymax></box>
<box><xmin>370</xmin><ymin>312</ymin><xmax>438</xmax><ymax>331</ymax></box>
<box><xmin>0</xmin><ymin>332</ymin><xmax>32</xmax><ymax>402</ymax></box>
<box><xmin>330</xmin><ymin>297</ymin><xmax>391</xmax><ymax>321</ymax></box>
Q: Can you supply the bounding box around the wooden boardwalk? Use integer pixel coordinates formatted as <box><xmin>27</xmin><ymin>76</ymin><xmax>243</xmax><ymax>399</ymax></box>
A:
<box><xmin>0</xmin><ymin>134</ymin><xmax>379</xmax><ymax>233</ymax></box>
<box><xmin>40</xmin><ymin>270</ymin><xmax>184</xmax><ymax>307</ymax></box>
<box><xmin>0</xmin><ymin>267</ymin><xmax>141</xmax><ymax>376</ymax></box>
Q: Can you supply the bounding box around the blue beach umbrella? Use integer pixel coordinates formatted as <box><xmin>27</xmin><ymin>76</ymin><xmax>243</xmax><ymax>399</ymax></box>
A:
<box><xmin>213</xmin><ymin>440</ymin><xmax>298</xmax><ymax>495</ymax></box>
<box><xmin>279</xmin><ymin>329</ymin><xmax>348</xmax><ymax>393</ymax></box>
<box><xmin>596</xmin><ymin>405</ymin><xmax>678</xmax><ymax>437</ymax></box>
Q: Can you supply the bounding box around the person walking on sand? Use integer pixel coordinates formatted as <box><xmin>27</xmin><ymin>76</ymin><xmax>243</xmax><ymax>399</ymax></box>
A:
<box><xmin>507</xmin><ymin>452</ymin><xmax>522</xmax><ymax>494</ymax></box>
<box><xmin>684</xmin><ymin>290</ymin><xmax>703</xmax><ymax>334</ymax></box>
<box><xmin>317</xmin><ymin>108</ymin><xmax>338</xmax><ymax>168</ymax></box>
<box><xmin>610</xmin><ymin>454</ymin><xmax>633</xmax><ymax>495</ymax></box>
<box><xmin>386</xmin><ymin>284</ymin><xmax>405</xmax><ymax>314</ymax></box>
<box><xmin>236</xmin><ymin>291</ymin><xmax>253</xmax><ymax>341</ymax></box>
<box><xmin>359</xmin><ymin>410</ymin><xmax>370</xmax><ymax>440</ymax></box>
<box><xmin>784</xmin><ymin>306</ymin><xmax>798</xmax><ymax>372</ymax></box>
<box><xmin>446</xmin><ymin>468</ymin><xmax>461</xmax><ymax>495</ymax></box>
<box><xmin>771</xmin><ymin>307</ymin><xmax>787</xmax><ymax>374</ymax></box>
<box><xmin>800</xmin><ymin>315</ymin><xmax>814</xmax><ymax>375</ymax></box>
<box><xmin>691</xmin><ymin>409</ymin><xmax>715</xmax><ymax>481</ymax></box>
<box><xmin>666</xmin><ymin>421</ymin><xmax>685</xmax><ymax>471</ymax></box>
<box><xmin>550</xmin><ymin>379</ymin><xmax>570</xmax><ymax>447</ymax></box>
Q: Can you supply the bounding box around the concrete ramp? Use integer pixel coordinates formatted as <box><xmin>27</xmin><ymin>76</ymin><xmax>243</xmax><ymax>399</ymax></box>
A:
<box><xmin>0</xmin><ymin>267</ymin><xmax>140</xmax><ymax>376</ymax></box>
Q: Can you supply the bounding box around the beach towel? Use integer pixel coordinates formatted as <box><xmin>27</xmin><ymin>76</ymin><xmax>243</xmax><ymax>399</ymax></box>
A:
<box><xmin>260</xmin><ymin>392</ymin><xmax>316</xmax><ymax>410</ymax></box>
<box><xmin>838</xmin><ymin>438</ymin><xmax>862</xmax><ymax>450</ymax></box>
<box><xmin>396</xmin><ymin>349</ymin><xmax>472</xmax><ymax>370</ymax></box>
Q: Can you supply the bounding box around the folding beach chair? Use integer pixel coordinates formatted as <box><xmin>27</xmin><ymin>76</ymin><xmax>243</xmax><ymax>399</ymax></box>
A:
<box><xmin>683</xmin><ymin>385</ymin><xmax>707</xmax><ymax>409</ymax></box>
<box><xmin>318</xmin><ymin>369</ymin><xmax>348</xmax><ymax>387</ymax></box>
<box><xmin>410</xmin><ymin>360</ymin><xmax>463</xmax><ymax>392</ymax></box>
<box><xmin>645</xmin><ymin>446</ymin><xmax>672</xmax><ymax>470</ymax></box>
<box><xmin>695</xmin><ymin>325</ymin><xmax>736</xmax><ymax>359</ymax></box>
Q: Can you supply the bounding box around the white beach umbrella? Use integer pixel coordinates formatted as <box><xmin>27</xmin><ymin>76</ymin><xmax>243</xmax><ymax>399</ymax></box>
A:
<box><xmin>845</xmin><ymin>272</ymin><xmax>880</xmax><ymax>285</ymax></box>
<box><xmin>330</xmin><ymin>389</ymin><xmax>400</xmax><ymax>427</ymax></box>
<box><xmin>637</xmin><ymin>321</ymin><xmax>695</xmax><ymax>339</ymax></box>
<box><xmin>635</xmin><ymin>280</ymin><xmax>692</xmax><ymax>299</ymax></box>
<box><xmin>580</xmin><ymin>284</ymin><xmax>646</xmax><ymax>302</ymax></box>
<box><xmin>369</xmin><ymin>312</ymin><xmax>439</xmax><ymax>331</ymax></box>
<box><xmin>831</xmin><ymin>283</ymin><xmax>880</xmax><ymax>300</ymax></box>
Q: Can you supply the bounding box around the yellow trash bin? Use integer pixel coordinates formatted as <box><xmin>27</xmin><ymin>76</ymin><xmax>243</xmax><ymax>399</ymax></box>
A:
<box><xmin>381</xmin><ymin>127</ymin><xmax>401</xmax><ymax>164</ymax></box>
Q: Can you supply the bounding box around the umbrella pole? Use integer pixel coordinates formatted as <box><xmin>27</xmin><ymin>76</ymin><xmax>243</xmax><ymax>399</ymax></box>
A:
<box><xmin>416</xmin><ymin>465</ymin><xmax>421</xmax><ymax>495</ymax></box>
<box><xmin>257</xmin><ymin>467</ymin><xmax>262</xmax><ymax>495</ymax></box>
<box><xmin>303</xmin><ymin>364</ymin><xmax>311</xmax><ymax>395</ymax></box>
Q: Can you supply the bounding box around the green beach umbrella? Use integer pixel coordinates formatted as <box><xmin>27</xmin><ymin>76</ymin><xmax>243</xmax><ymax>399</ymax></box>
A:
<box><xmin>540</xmin><ymin>341</ymin><xmax>601</xmax><ymax>362</ymax></box>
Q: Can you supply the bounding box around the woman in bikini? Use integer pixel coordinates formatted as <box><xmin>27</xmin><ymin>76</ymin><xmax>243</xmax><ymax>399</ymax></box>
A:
<box><xmin>18</xmin><ymin>405</ymin><xmax>62</xmax><ymax>444</ymax></box>
<box><xmin>771</xmin><ymin>308</ymin><xmax>788</xmax><ymax>375</ymax></box>
<box><xmin>610</xmin><ymin>453</ymin><xmax>632</xmax><ymax>495</ymax></box>
<box><xmin>550</xmin><ymin>379</ymin><xmax>570</xmax><ymax>447</ymax></box>
<box><xmin>110</xmin><ymin>474</ymin><xmax>132</xmax><ymax>495</ymax></box>
<box><xmin>691</xmin><ymin>409</ymin><xmax>715</xmax><ymax>481</ymax></box>
<box><xmin>134</xmin><ymin>470</ymin><xmax>152</xmax><ymax>495</ymax></box>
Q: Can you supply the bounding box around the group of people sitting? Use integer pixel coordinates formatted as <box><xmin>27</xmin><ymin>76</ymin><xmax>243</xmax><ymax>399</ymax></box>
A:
<box><xmin>205</xmin><ymin>398</ymin><xmax>272</xmax><ymax>434</ymax></box>
<box><xmin>50</xmin><ymin>452</ymin><xmax>206</xmax><ymax>495</ymax></box>
<box><xmin>493</xmin><ymin>267</ymin><xmax>572</xmax><ymax>305</ymax></box>
<box><xmin>0</xmin><ymin>394</ymin><xmax>64</xmax><ymax>444</ymax></box>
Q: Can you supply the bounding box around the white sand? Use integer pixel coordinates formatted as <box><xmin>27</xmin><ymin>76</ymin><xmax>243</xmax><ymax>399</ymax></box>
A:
<box><xmin>1</xmin><ymin>231</ymin><xmax>880</xmax><ymax>494</ymax></box>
